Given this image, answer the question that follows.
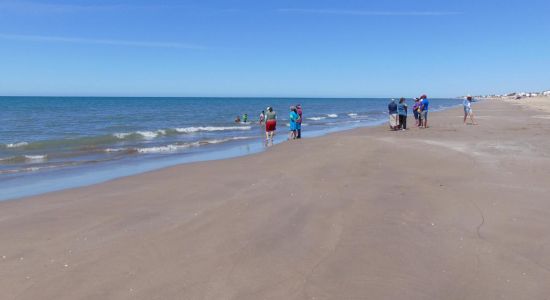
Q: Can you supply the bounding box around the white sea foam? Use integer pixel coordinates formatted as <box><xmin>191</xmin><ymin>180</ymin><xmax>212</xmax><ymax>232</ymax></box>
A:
<box><xmin>136</xmin><ymin>131</ymin><xmax>162</xmax><ymax>139</ymax></box>
<box><xmin>327</xmin><ymin>114</ymin><xmax>338</xmax><ymax>118</ymax></box>
<box><xmin>113</xmin><ymin>132</ymin><xmax>133</xmax><ymax>139</ymax></box>
<box><xmin>174</xmin><ymin>126</ymin><xmax>251</xmax><ymax>133</ymax></box>
<box><xmin>307</xmin><ymin>117</ymin><xmax>326</xmax><ymax>121</ymax></box>
<box><xmin>24</xmin><ymin>155</ymin><xmax>47</xmax><ymax>162</ymax></box>
<box><xmin>136</xmin><ymin>137</ymin><xmax>252</xmax><ymax>154</ymax></box>
<box><xmin>113</xmin><ymin>130</ymin><xmax>167</xmax><ymax>139</ymax></box>
<box><xmin>105</xmin><ymin>148</ymin><xmax>126</xmax><ymax>153</ymax></box>
<box><xmin>205</xmin><ymin>137</ymin><xmax>251</xmax><ymax>144</ymax></box>
<box><xmin>348</xmin><ymin>113</ymin><xmax>358</xmax><ymax>117</ymax></box>
<box><xmin>137</xmin><ymin>144</ymin><xmax>191</xmax><ymax>154</ymax></box>
<box><xmin>6</xmin><ymin>142</ymin><xmax>29</xmax><ymax>148</ymax></box>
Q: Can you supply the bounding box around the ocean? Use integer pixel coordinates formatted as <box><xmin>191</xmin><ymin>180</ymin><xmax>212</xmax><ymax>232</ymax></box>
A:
<box><xmin>0</xmin><ymin>97</ymin><xmax>462</xmax><ymax>200</ymax></box>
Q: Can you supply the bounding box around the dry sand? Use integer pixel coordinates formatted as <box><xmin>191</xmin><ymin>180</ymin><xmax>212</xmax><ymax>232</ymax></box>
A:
<box><xmin>1</xmin><ymin>100</ymin><xmax>550</xmax><ymax>300</ymax></box>
<box><xmin>498</xmin><ymin>95</ymin><xmax>550</xmax><ymax>114</ymax></box>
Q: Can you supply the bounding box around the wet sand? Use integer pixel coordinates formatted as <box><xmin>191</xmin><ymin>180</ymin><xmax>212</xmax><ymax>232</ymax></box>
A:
<box><xmin>1</xmin><ymin>100</ymin><xmax>550</xmax><ymax>299</ymax></box>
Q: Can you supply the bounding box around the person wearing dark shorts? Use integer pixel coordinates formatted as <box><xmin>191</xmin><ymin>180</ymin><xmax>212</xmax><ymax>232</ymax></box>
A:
<box><xmin>296</xmin><ymin>104</ymin><xmax>303</xmax><ymax>139</ymax></box>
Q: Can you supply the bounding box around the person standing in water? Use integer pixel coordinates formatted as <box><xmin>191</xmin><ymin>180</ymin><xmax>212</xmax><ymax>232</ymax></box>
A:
<box><xmin>463</xmin><ymin>95</ymin><xmax>477</xmax><ymax>125</ymax></box>
<box><xmin>242</xmin><ymin>113</ymin><xmax>248</xmax><ymax>123</ymax></box>
<box><xmin>265</xmin><ymin>107</ymin><xmax>277</xmax><ymax>142</ymax></box>
<box><xmin>259</xmin><ymin>110</ymin><xmax>265</xmax><ymax>125</ymax></box>
<box><xmin>296</xmin><ymin>104</ymin><xmax>303</xmax><ymax>139</ymax></box>
<box><xmin>397</xmin><ymin>98</ymin><xmax>408</xmax><ymax>130</ymax></box>
<box><xmin>289</xmin><ymin>106</ymin><xmax>299</xmax><ymax>140</ymax></box>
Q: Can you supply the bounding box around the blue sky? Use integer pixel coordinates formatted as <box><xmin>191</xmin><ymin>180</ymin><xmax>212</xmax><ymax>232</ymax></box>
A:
<box><xmin>0</xmin><ymin>0</ymin><xmax>549</xmax><ymax>97</ymax></box>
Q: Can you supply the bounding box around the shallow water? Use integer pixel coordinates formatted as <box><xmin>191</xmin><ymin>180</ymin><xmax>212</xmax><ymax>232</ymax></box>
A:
<box><xmin>0</xmin><ymin>97</ymin><xmax>461</xmax><ymax>200</ymax></box>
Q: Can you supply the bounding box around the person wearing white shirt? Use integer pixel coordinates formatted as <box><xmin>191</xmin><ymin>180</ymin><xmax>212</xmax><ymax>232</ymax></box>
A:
<box><xmin>463</xmin><ymin>95</ymin><xmax>477</xmax><ymax>125</ymax></box>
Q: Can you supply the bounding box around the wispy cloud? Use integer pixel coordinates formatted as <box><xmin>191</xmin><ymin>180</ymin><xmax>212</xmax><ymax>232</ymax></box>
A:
<box><xmin>0</xmin><ymin>1</ymin><xmax>242</xmax><ymax>14</ymax></box>
<box><xmin>0</xmin><ymin>0</ymin><xmax>123</xmax><ymax>13</ymax></box>
<box><xmin>277</xmin><ymin>8</ymin><xmax>461</xmax><ymax>16</ymax></box>
<box><xmin>0</xmin><ymin>33</ymin><xmax>206</xmax><ymax>50</ymax></box>
<box><xmin>0</xmin><ymin>1</ymin><xmax>200</xmax><ymax>13</ymax></box>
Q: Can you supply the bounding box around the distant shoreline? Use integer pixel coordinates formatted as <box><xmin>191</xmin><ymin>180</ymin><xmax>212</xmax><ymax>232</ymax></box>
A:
<box><xmin>0</xmin><ymin>97</ymin><xmax>461</xmax><ymax>201</ymax></box>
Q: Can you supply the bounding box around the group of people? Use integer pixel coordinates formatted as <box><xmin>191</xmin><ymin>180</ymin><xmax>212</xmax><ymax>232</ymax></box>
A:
<box><xmin>388</xmin><ymin>94</ymin><xmax>477</xmax><ymax>130</ymax></box>
<box><xmin>234</xmin><ymin>113</ymin><xmax>249</xmax><ymax>123</ymax></box>
<box><xmin>257</xmin><ymin>104</ymin><xmax>303</xmax><ymax>142</ymax></box>
<box><xmin>388</xmin><ymin>95</ymin><xmax>430</xmax><ymax>130</ymax></box>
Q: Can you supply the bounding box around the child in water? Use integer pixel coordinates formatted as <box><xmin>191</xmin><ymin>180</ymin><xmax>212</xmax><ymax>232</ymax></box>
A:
<box><xmin>259</xmin><ymin>111</ymin><xmax>265</xmax><ymax>125</ymax></box>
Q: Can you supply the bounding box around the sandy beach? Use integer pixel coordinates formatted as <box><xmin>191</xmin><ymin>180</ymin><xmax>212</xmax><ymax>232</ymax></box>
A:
<box><xmin>1</xmin><ymin>99</ymin><xmax>550</xmax><ymax>299</ymax></box>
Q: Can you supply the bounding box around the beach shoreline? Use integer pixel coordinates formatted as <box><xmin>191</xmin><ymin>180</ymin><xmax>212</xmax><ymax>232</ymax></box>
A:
<box><xmin>1</xmin><ymin>99</ymin><xmax>550</xmax><ymax>299</ymax></box>
<box><xmin>0</xmin><ymin>98</ymin><xmax>461</xmax><ymax>202</ymax></box>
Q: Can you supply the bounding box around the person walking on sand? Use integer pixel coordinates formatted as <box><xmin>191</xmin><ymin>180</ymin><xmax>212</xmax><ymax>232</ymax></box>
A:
<box><xmin>412</xmin><ymin>98</ymin><xmax>421</xmax><ymax>126</ymax></box>
<box><xmin>289</xmin><ymin>106</ymin><xmax>299</xmax><ymax>140</ymax></box>
<box><xmin>419</xmin><ymin>94</ymin><xmax>429</xmax><ymax>128</ymax></box>
<box><xmin>388</xmin><ymin>99</ymin><xmax>399</xmax><ymax>131</ymax></box>
<box><xmin>265</xmin><ymin>107</ymin><xmax>277</xmax><ymax>142</ymax></box>
<box><xmin>397</xmin><ymin>98</ymin><xmax>408</xmax><ymax>130</ymax></box>
<box><xmin>296</xmin><ymin>104</ymin><xmax>303</xmax><ymax>139</ymax></box>
<box><xmin>463</xmin><ymin>95</ymin><xmax>477</xmax><ymax>125</ymax></box>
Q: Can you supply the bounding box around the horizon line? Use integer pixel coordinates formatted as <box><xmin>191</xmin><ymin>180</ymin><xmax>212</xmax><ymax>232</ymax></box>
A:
<box><xmin>0</xmin><ymin>95</ymin><xmax>459</xmax><ymax>99</ymax></box>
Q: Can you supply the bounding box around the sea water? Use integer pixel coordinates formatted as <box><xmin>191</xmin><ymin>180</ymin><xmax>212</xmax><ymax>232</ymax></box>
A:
<box><xmin>0</xmin><ymin>97</ymin><xmax>461</xmax><ymax>200</ymax></box>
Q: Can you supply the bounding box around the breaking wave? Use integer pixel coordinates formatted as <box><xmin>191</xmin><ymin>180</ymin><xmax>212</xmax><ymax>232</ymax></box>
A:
<box><xmin>174</xmin><ymin>126</ymin><xmax>251</xmax><ymax>133</ymax></box>
<box><xmin>5</xmin><ymin>142</ymin><xmax>29</xmax><ymax>148</ymax></box>
<box><xmin>307</xmin><ymin>117</ymin><xmax>326</xmax><ymax>121</ymax></box>
<box><xmin>105</xmin><ymin>137</ymin><xmax>253</xmax><ymax>154</ymax></box>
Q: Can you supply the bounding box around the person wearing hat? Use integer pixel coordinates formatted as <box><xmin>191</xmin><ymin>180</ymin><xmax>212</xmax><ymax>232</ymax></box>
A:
<box><xmin>463</xmin><ymin>95</ymin><xmax>477</xmax><ymax>125</ymax></box>
<box><xmin>296</xmin><ymin>104</ymin><xmax>303</xmax><ymax>139</ymax></box>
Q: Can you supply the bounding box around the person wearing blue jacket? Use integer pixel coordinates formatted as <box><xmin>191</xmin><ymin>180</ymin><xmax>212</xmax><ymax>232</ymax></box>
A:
<box><xmin>289</xmin><ymin>106</ymin><xmax>300</xmax><ymax>140</ymax></box>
